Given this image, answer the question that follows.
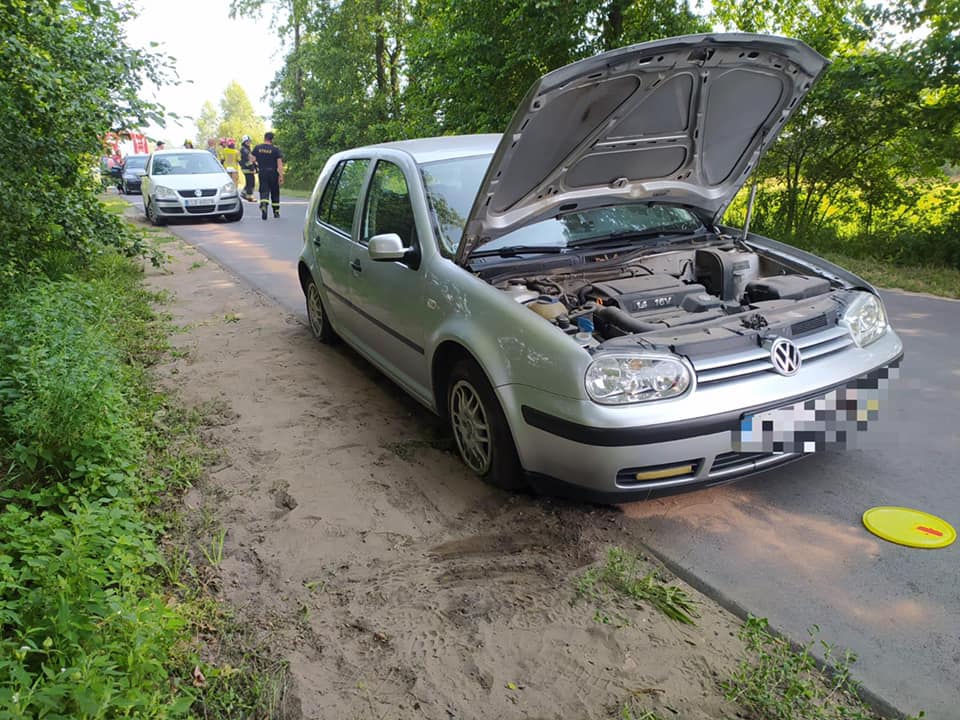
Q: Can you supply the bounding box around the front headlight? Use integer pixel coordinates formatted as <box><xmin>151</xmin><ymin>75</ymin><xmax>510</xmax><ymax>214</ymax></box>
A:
<box><xmin>220</xmin><ymin>181</ymin><xmax>236</xmax><ymax>195</ymax></box>
<box><xmin>841</xmin><ymin>291</ymin><xmax>887</xmax><ymax>347</ymax></box>
<box><xmin>585</xmin><ymin>353</ymin><xmax>692</xmax><ymax>405</ymax></box>
<box><xmin>153</xmin><ymin>185</ymin><xmax>176</xmax><ymax>199</ymax></box>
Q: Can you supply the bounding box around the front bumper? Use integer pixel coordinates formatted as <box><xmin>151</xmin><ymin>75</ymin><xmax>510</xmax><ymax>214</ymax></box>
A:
<box><xmin>122</xmin><ymin>177</ymin><xmax>142</xmax><ymax>192</ymax></box>
<box><xmin>500</xmin><ymin>329</ymin><xmax>903</xmax><ymax>502</ymax></box>
<box><xmin>153</xmin><ymin>192</ymin><xmax>240</xmax><ymax>217</ymax></box>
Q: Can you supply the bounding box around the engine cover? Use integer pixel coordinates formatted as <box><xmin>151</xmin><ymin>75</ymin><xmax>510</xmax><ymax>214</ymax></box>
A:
<box><xmin>588</xmin><ymin>275</ymin><xmax>707</xmax><ymax>314</ymax></box>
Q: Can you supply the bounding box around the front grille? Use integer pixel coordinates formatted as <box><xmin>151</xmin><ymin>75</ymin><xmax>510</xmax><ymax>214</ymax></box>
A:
<box><xmin>711</xmin><ymin>451</ymin><xmax>770</xmax><ymax>471</ymax></box>
<box><xmin>177</xmin><ymin>188</ymin><xmax>217</xmax><ymax>198</ymax></box>
<box><xmin>694</xmin><ymin>326</ymin><xmax>854</xmax><ymax>385</ymax></box>
<box><xmin>708</xmin><ymin>451</ymin><xmax>801</xmax><ymax>479</ymax></box>
<box><xmin>185</xmin><ymin>205</ymin><xmax>217</xmax><ymax>214</ymax></box>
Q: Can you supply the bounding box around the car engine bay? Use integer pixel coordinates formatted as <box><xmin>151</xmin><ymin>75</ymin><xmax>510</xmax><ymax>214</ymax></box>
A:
<box><xmin>484</xmin><ymin>241</ymin><xmax>851</xmax><ymax>358</ymax></box>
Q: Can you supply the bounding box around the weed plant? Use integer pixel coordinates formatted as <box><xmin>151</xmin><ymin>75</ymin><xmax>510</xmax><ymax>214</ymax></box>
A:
<box><xmin>0</xmin><ymin>250</ymin><xmax>280</xmax><ymax>717</ymax></box>
<box><xmin>723</xmin><ymin>616</ymin><xmax>925</xmax><ymax>720</ymax></box>
<box><xmin>576</xmin><ymin>547</ymin><xmax>699</xmax><ymax>625</ymax></box>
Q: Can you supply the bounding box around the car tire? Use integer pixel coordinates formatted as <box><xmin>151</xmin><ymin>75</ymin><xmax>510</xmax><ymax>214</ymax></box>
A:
<box><xmin>224</xmin><ymin>204</ymin><xmax>243</xmax><ymax>222</ymax></box>
<box><xmin>305</xmin><ymin>278</ymin><xmax>337</xmax><ymax>343</ymax></box>
<box><xmin>447</xmin><ymin>358</ymin><xmax>525</xmax><ymax>490</ymax></box>
<box><xmin>146</xmin><ymin>198</ymin><xmax>166</xmax><ymax>226</ymax></box>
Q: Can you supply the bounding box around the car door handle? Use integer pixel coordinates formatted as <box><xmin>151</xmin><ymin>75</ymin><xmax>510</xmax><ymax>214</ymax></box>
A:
<box><xmin>350</xmin><ymin>259</ymin><xmax>362</xmax><ymax>273</ymax></box>
<box><xmin>312</xmin><ymin>236</ymin><xmax>322</xmax><ymax>247</ymax></box>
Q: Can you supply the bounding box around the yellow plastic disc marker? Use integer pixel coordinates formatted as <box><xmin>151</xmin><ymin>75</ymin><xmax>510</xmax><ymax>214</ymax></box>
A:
<box><xmin>862</xmin><ymin>506</ymin><xmax>957</xmax><ymax>549</ymax></box>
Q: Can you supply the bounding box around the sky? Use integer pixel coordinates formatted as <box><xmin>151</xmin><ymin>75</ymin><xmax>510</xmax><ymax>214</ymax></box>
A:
<box><xmin>122</xmin><ymin>0</ymin><xmax>286</xmax><ymax>144</ymax></box>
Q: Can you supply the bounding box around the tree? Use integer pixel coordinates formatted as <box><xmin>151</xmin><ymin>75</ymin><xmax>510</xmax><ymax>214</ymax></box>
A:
<box><xmin>195</xmin><ymin>100</ymin><xmax>220</xmax><ymax>146</ymax></box>
<box><xmin>0</xmin><ymin>0</ymin><xmax>172</xmax><ymax>290</ymax></box>
<box><xmin>713</xmin><ymin>0</ymin><xmax>960</xmax><ymax>254</ymax></box>
<box><xmin>215</xmin><ymin>81</ymin><xmax>265</xmax><ymax>141</ymax></box>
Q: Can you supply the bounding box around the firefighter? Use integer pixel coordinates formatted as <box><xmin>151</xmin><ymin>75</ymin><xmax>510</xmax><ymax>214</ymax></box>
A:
<box><xmin>221</xmin><ymin>139</ymin><xmax>240</xmax><ymax>187</ymax></box>
<box><xmin>239</xmin><ymin>135</ymin><xmax>257</xmax><ymax>201</ymax></box>
<box><xmin>252</xmin><ymin>132</ymin><xmax>284</xmax><ymax>220</ymax></box>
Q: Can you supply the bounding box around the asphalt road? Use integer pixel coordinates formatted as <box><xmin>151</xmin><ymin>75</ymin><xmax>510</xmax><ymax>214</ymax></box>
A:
<box><xmin>133</xmin><ymin>194</ymin><xmax>959</xmax><ymax>719</ymax></box>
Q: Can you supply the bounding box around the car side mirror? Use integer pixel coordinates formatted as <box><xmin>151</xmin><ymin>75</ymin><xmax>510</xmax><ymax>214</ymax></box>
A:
<box><xmin>368</xmin><ymin>233</ymin><xmax>407</xmax><ymax>261</ymax></box>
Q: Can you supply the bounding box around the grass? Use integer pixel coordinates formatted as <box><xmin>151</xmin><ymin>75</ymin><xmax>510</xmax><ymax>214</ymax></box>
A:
<box><xmin>722</xmin><ymin>616</ymin><xmax>925</xmax><ymax>720</ymax></box>
<box><xmin>575</xmin><ymin>547</ymin><xmax>699</xmax><ymax>625</ymax></box>
<box><xmin>820</xmin><ymin>251</ymin><xmax>960</xmax><ymax>299</ymax></box>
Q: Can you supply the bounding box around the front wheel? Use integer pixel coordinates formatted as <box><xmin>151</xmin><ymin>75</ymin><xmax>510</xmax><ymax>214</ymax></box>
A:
<box><xmin>146</xmin><ymin>198</ymin><xmax>166</xmax><ymax>226</ymax></box>
<box><xmin>447</xmin><ymin>358</ymin><xmax>525</xmax><ymax>490</ymax></box>
<box><xmin>223</xmin><ymin>203</ymin><xmax>243</xmax><ymax>222</ymax></box>
<box><xmin>305</xmin><ymin>278</ymin><xmax>337</xmax><ymax>343</ymax></box>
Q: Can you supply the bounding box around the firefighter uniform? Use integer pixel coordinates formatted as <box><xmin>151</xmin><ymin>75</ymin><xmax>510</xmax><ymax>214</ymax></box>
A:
<box><xmin>252</xmin><ymin>140</ymin><xmax>283</xmax><ymax>219</ymax></box>
<box><xmin>239</xmin><ymin>138</ymin><xmax>257</xmax><ymax>200</ymax></box>
<box><xmin>221</xmin><ymin>143</ymin><xmax>240</xmax><ymax>186</ymax></box>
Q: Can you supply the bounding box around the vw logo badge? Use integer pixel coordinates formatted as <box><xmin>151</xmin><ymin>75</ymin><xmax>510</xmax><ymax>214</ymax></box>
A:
<box><xmin>194</xmin><ymin>189</ymin><xmax>202</xmax><ymax>197</ymax></box>
<box><xmin>769</xmin><ymin>337</ymin><xmax>802</xmax><ymax>376</ymax></box>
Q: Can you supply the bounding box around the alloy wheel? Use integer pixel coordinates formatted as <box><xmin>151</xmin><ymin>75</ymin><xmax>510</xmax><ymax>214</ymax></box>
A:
<box><xmin>306</xmin><ymin>282</ymin><xmax>325</xmax><ymax>338</ymax></box>
<box><xmin>450</xmin><ymin>380</ymin><xmax>492</xmax><ymax>474</ymax></box>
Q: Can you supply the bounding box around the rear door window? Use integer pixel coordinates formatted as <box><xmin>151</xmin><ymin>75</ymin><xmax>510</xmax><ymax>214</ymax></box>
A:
<box><xmin>323</xmin><ymin>159</ymin><xmax>370</xmax><ymax>235</ymax></box>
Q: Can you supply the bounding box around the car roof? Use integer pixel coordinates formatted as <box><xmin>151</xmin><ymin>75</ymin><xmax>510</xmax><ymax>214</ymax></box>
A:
<box><xmin>367</xmin><ymin>134</ymin><xmax>500</xmax><ymax>164</ymax></box>
<box><xmin>152</xmin><ymin>148</ymin><xmax>208</xmax><ymax>154</ymax></box>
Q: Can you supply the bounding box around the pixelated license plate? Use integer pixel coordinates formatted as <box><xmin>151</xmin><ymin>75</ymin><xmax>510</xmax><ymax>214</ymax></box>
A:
<box><xmin>733</xmin><ymin>383</ymin><xmax>888</xmax><ymax>453</ymax></box>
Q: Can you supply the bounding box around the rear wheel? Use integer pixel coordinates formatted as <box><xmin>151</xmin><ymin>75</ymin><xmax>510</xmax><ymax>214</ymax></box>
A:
<box><xmin>447</xmin><ymin>358</ymin><xmax>525</xmax><ymax>490</ymax></box>
<box><xmin>305</xmin><ymin>278</ymin><xmax>337</xmax><ymax>343</ymax></box>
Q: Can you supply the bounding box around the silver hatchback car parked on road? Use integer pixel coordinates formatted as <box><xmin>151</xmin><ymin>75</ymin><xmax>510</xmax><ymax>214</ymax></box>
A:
<box><xmin>141</xmin><ymin>149</ymin><xmax>243</xmax><ymax>225</ymax></box>
<box><xmin>298</xmin><ymin>33</ymin><xmax>903</xmax><ymax>500</ymax></box>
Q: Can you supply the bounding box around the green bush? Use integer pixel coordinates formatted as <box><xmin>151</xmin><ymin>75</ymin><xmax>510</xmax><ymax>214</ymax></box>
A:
<box><xmin>0</xmin><ymin>255</ymin><xmax>195</xmax><ymax>718</ymax></box>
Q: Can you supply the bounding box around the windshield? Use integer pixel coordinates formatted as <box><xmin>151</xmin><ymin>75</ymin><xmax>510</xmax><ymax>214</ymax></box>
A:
<box><xmin>484</xmin><ymin>205</ymin><xmax>704</xmax><ymax>252</ymax></box>
<box><xmin>124</xmin><ymin>156</ymin><xmax>147</xmax><ymax>169</ymax></box>
<box><xmin>151</xmin><ymin>152</ymin><xmax>224</xmax><ymax>176</ymax></box>
<box><xmin>421</xmin><ymin>154</ymin><xmax>491</xmax><ymax>254</ymax></box>
<box><xmin>421</xmin><ymin>154</ymin><xmax>704</xmax><ymax>255</ymax></box>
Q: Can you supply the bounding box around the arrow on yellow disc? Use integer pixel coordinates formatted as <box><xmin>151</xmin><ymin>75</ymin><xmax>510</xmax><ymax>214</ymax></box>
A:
<box><xmin>862</xmin><ymin>506</ymin><xmax>957</xmax><ymax>549</ymax></box>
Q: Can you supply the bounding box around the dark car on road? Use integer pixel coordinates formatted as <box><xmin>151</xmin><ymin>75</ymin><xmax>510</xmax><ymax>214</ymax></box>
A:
<box><xmin>118</xmin><ymin>154</ymin><xmax>148</xmax><ymax>194</ymax></box>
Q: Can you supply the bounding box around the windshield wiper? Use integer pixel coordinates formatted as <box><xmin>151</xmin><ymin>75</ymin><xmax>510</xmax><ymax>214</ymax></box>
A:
<box><xmin>568</xmin><ymin>228</ymin><xmax>705</xmax><ymax>250</ymax></box>
<box><xmin>468</xmin><ymin>245</ymin><xmax>565</xmax><ymax>258</ymax></box>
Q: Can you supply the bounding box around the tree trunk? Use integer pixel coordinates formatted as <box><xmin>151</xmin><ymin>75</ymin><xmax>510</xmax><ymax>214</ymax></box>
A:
<box><xmin>292</xmin><ymin>1</ymin><xmax>304</xmax><ymax>111</ymax></box>
<box><xmin>374</xmin><ymin>0</ymin><xmax>387</xmax><ymax>95</ymax></box>
<box><xmin>602</xmin><ymin>0</ymin><xmax>628</xmax><ymax>51</ymax></box>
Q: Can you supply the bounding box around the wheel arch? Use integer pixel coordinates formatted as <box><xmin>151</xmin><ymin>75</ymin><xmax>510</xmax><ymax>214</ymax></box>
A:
<box><xmin>430</xmin><ymin>340</ymin><xmax>482</xmax><ymax>421</ymax></box>
<box><xmin>297</xmin><ymin>261</ymin><xmax>313</xmax><ymax>295</ymax></box>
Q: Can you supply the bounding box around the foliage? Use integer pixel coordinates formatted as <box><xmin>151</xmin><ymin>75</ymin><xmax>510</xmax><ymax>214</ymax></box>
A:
<box><xmin>575</xmin><ymin>547</ymin><xmax>699</xmax><ymax>625</ymax></box>
<box><xmin>0</xmin><ymin>251</ymin><xmax>283</xmax><ymax>717</ymax></box>
<box><xmin>258</xmin><ymin>0</ymin><xmax>960</xmax><ymax>274</ymax></box>
<box><xmin>0</xmin><ymin>255</ymin><xmax>193</xmax><ymax>717</ymax></box>
<box><xmin>194</xmin><ymin>100</ymin><xmax>220</xmax><ymax>147</ymax></box>
<box><xmin>713</xmin><ymin>0</ymin><xmax>960</xmax><ymax>266</ymax></box>
<box><xmin>217</xmin><ymin>81</ymin><xmax>266</xmax><ymax>142</ymax></box>
<box><xmin>723</xmin><ymin>616</ymin><xmax>926</xmax><ymax>720</ymax></box>
<box><xmin>0</xmin><ymin>0</ymin><xmax>172</xmax><ymax>293</ymax></box>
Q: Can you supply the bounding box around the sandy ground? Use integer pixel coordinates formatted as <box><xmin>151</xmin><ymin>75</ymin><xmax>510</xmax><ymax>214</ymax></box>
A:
<box><xmin>145</xmin><ymin>237</ymin><xmax>754</xmax><ymax>719</ymax></box>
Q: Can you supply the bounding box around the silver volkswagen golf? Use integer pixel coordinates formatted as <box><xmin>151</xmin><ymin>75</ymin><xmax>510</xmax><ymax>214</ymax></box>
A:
<box><xmin>298</xmin><ymin>33</ymin><xmax>903</xmax><ymax>500</ymax></box>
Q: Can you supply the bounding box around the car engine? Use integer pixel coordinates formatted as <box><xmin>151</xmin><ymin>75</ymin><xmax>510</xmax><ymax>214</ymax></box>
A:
<box><xmin>491</xmin><ymin>243</ymin><xmax>841</xmax><ymax>356</ymax></box>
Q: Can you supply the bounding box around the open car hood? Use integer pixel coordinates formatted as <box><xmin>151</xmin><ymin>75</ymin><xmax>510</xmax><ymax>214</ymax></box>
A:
<box><xmin>456</xmin><ymin>33</ymin><xmax>827</xmax><ymax>265</ymax></box>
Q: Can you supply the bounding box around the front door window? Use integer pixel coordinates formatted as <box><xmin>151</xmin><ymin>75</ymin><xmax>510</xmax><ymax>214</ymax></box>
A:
<box><xmin>362</xmin><ymin>160</ymin><xmax>417</xmax><ymax>249</ymax></box>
